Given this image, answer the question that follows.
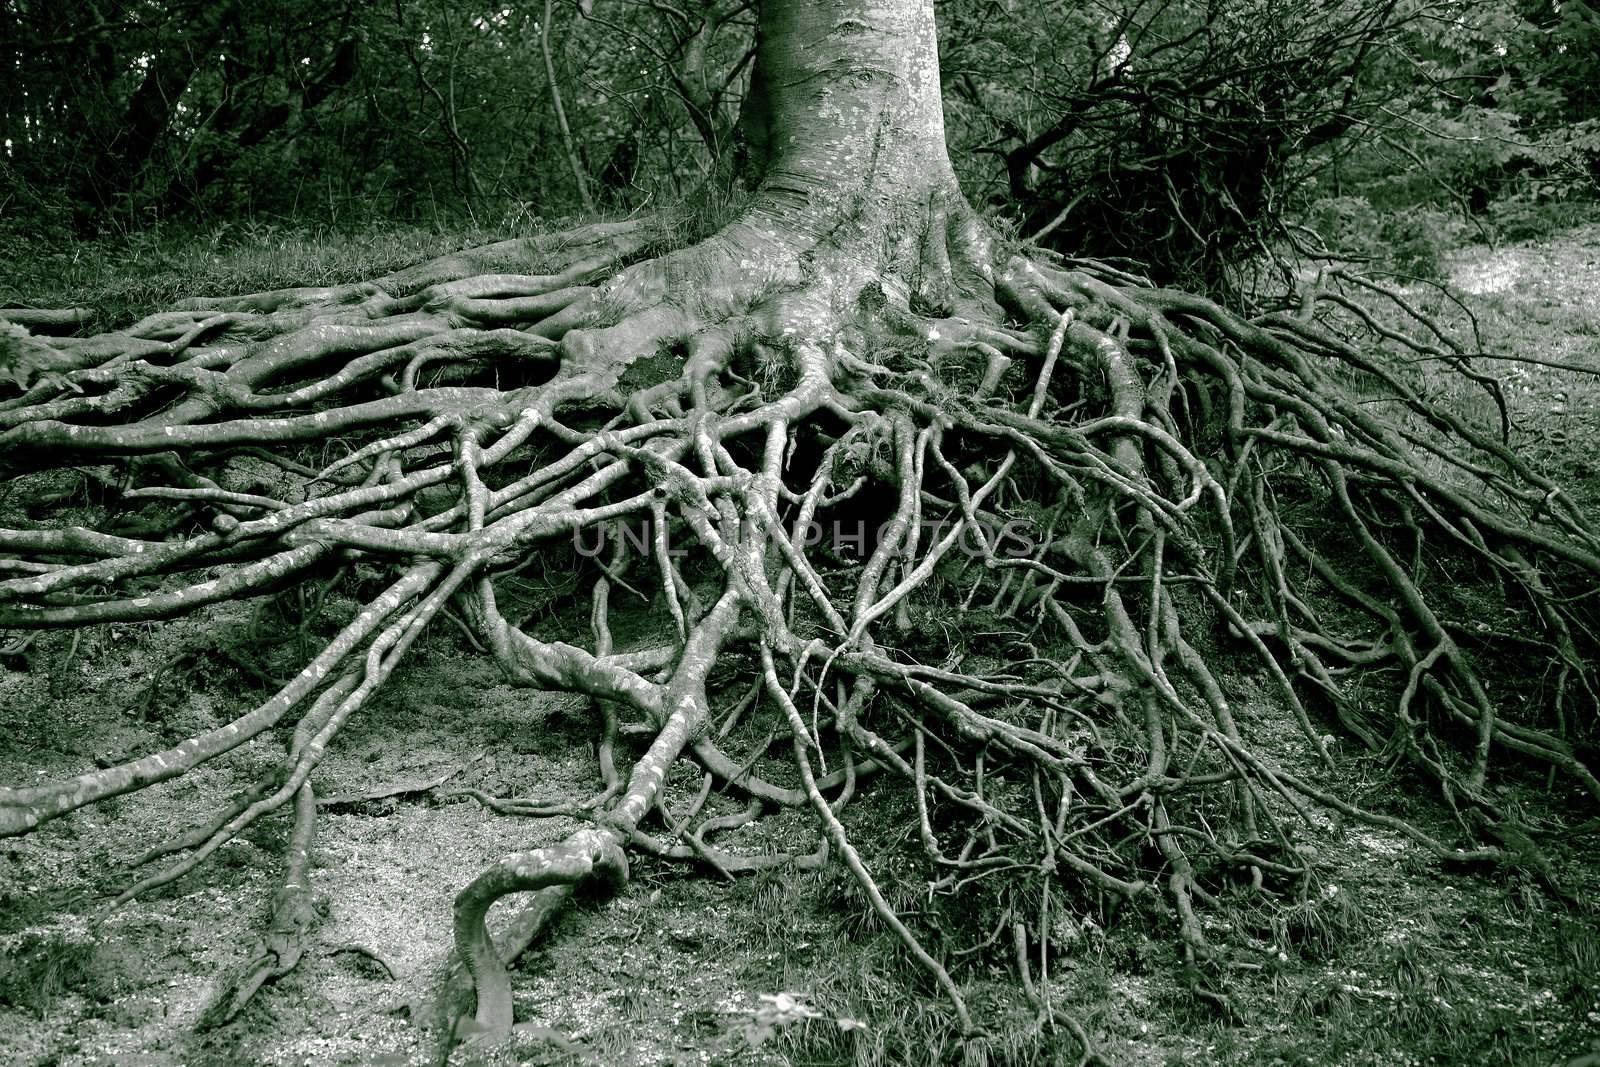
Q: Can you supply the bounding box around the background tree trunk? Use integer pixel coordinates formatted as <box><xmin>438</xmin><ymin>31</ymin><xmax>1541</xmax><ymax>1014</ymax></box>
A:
<box><xmin>70</xmin><ymin>0</ymin><xmax>240</xmax><ymax>229</ymax></box>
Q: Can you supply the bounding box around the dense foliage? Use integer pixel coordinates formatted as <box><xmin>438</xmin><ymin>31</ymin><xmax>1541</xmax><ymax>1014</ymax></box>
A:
<box><xmin>2</xmin><ymin>0</ymin><xmax>1597</xmax><ymax>277</ymax></box>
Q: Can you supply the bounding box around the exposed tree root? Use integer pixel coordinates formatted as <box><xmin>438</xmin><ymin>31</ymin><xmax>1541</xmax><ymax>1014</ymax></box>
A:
<box><xmin>317</xmin><ymin>761</ymin><xmax>474</xmax><ymax>812</ymax></box>
<box><xmin>197</xmin><ymin>782</ymin><xmax>317</xmax><ymax>1029</ymax></box>
<box><xmin>0</xmin><ymin>199</ymin><xmax>1595</xmax><ymax>1052</ymax></box>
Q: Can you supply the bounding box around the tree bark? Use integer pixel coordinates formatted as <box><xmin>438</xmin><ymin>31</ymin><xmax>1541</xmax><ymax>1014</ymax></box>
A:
<box><xmin>741</xmin><ymin>0</ymin><xmax>958</xmax><ymax>219</ymax></box>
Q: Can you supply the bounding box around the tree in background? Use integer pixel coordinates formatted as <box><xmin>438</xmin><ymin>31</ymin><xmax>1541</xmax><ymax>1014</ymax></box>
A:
<box><xmin>5</xmin><ymin>0</ymin><xmax>1594</xmax><ymax>259</ymax></box>
<box><xmin>0</xmin><ymin>0</ymin><xmax>757</xmax><ymax>231</ymax></box>
<box><xmin>0</xmin><ymin>0</ymin><xmax>1596</xmax><ymax>1057</ymax></box>
<box><xmin>1312</xmin><ymin>0</ymin><xmax>1600</xmax><ymax>254</ymax></box>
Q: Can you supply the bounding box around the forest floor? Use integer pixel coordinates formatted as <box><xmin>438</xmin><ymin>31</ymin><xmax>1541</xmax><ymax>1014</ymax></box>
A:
<box><xmin>0</xmin><ymin>223</ymin><xmax>1598</xmax><ymax>1067</ymax></box>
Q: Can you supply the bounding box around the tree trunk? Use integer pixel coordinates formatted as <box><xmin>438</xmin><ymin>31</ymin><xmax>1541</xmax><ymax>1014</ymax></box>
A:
<box><xmin>70</xmin><ymin>0</ymin><xmax>239</xmax><ymax>229</ymax></box>
<box><xmin>740</xmin><ymin>0</ymin><xmax>957</xmax><ymax>215</ymax></box>
<box><xmin>560</xmin><ymin>0</ymin><xmax>994</xmax><ymax>374</ymax></box>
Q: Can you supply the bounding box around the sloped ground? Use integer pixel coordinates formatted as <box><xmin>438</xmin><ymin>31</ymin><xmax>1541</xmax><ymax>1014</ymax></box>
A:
<box><xmin>1430</xmin><ymin>223</ymin><xmax>1600</xmax><ymax>510</ymax></box>
<box><xmin>0</xmin><ymin>225</ymin><xmax>1597</xmax><ymax>1067</ymax></box>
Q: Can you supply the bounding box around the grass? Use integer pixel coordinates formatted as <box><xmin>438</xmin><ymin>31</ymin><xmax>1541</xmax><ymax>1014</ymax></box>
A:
<box><xmin>585</xmin><ymin>792</ymin><xmax>1596</xmax><ymax>1066</ymax></box>
<box><xmin>0</xmin><ymin>187</ymin><xmax>762</xmax><ymax>338</ymax></box>
<box><xmin>0</xmin><ymin>218</ymin><xmax>567</xmax><ymax>332</ymax></box>
<box><xmin>1347</xmin><ymin>221</ymin><xmax>1600</xmax><ymax>510</ymax></box>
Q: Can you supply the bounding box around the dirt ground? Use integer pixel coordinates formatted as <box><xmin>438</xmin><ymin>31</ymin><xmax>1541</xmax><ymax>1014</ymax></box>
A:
<box><xmin>2</xmin><ymin>229</ymin><xmax>1598</xmax><ymax>1067</ymax></box>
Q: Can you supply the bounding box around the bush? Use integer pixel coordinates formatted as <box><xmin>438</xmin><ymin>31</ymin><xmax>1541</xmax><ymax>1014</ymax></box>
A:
<box><xmin>1489</xmin><ymin>195</ymin><xmax>1600</xmax><ymax>243</ymax></box>
<box><xmin>1378</xmin><ymin>207</ymin><xmax>1458</xmax><ymax>281</ymax></box>
<box><xmin>1304</xmin><ymin>197</ymin><xmax>1460</xmax><ymax>280</ymax></box>
<box><xmin>1305</xmin><ymin>196</ymin><xmax>1382</xmax><ymax>254</ymax></box>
